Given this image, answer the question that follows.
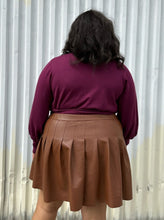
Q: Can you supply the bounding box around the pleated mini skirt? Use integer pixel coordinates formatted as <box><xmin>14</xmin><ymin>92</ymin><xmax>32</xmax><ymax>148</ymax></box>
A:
<box><xmin>29</xmin><ymin>113</ymin><xmax>133</xmax><ymax>211</ymax></box>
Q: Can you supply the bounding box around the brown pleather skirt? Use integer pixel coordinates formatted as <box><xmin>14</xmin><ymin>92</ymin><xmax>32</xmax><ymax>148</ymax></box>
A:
<box><xmin>29</xmin><ymin>113</ymin><xmax>133</xmax><ymax>211</ymax></box>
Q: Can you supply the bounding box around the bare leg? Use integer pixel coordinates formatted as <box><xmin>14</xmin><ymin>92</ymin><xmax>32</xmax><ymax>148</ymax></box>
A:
<box><xmin>81</xmin><ymin>201</ymin><xmax>106</xmax><ymax>220</ymax></box>
<box><xmin>32</xmin><ymin>190</ymin><xmax>63</xmax><ymax>220</ymax></box>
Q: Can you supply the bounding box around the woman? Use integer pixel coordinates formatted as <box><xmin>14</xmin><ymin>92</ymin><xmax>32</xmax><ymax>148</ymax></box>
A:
<box><xmin>29</xmin><ymin>10</ymin><xmax>138</xmax><ymax>220</ymax></box>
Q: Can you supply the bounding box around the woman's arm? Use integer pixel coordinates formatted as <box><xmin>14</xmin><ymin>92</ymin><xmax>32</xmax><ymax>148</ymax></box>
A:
<box><xmin>117</xmin><ymin>68</ymin><xmax>139</xmax><ymax>145</ymax></box>
<box><xmin>28</xmin><ymin>60</ymin><xmax>53</xmax><ymax>154</ymax></box>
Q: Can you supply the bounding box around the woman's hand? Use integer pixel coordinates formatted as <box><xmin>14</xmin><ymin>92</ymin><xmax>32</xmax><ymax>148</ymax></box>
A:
<box><xmin>33</xmin><ymin>153</ymin><xmax>35</xmax><ymax>160</ymax></box>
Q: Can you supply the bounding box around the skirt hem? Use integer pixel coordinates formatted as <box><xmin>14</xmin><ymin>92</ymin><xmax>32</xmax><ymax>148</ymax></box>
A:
<box><xmin>29</xmin><ymin>179</ymin><xmax>133</xmax><ymax>211</ymax></box>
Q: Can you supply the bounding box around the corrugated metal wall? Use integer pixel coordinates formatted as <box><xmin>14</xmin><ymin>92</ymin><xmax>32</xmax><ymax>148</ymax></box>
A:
<box><xmin>0</xmin><ymin>0</ymin><xmax>164</xmax><ymax>219</ymax></box>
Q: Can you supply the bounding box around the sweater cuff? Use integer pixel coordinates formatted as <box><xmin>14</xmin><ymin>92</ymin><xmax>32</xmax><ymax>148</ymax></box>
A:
<box><xmin>125</xmin><ymin>138</ymin><xmax>130</xmax><ymax>145</ymax></box>
<box><xmin>32</xmin><ymin>141</ymin><xmax>38</xmax><ymax>153</ymax></box>
<box><xmin>32</xmin><ymin>147</ymin><xmax>36</xmax><ymax>154</ymax></box>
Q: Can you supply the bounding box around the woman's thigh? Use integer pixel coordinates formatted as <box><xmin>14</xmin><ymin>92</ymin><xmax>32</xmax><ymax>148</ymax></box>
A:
<box><xmin>81</xmin><ymin>201</ymin><xmax>107</xmax><ymax>220</ymax></box>
<box><xmin>36</xmin><ymin>190</ymin><xmax>63</xmax><ymax>212</ymax></box>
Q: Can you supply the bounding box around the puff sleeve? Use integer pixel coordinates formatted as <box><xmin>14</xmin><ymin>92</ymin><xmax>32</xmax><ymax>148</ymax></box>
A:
<box><xmin>28</xmin><ymin>61</ymin><xmax>53</xmax><ymax>153</ymax></box>
<box><xmin>117</xmin><ymin>68</ymin><xmax>139</xmax><ymax>145</ymax></box>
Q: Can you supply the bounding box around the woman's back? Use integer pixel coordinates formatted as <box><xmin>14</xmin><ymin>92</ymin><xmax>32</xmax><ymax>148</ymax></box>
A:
<box><xmin>50</xmin><ymin>53</ymin><xmax>127</xmax><ymax>115</ymax></box>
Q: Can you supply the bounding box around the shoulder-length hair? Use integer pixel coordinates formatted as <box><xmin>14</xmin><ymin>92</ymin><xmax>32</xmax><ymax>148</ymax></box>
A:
<box><xmin>62</xmin><ymin>10</ymin><xmax>124</xmax><ymax>66</ymax></box>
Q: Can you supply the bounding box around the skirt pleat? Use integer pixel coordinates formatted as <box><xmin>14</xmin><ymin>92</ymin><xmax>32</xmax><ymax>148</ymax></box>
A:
<box><xmin>29</xmin><ymin>113</ymin><xmax>133</xmax><ymax>211</ymax></box>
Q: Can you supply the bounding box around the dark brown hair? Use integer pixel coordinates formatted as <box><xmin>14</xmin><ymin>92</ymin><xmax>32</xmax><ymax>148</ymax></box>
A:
<box><xmin>62</xmin><ymin>10</ymin><xmax>124</xmax><ymax>66</ymax></box>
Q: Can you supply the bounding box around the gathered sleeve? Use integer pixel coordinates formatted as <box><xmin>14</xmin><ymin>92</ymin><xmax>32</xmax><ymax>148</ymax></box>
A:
<box><xmin>28</xmin><ymin>61</ymin><xmax>53</xmax><ymax>153</ymax></box>
<box><xmin>117</xmin><ymin>69</ymin><xmax>139</xmax><ymax>145</ymax></box>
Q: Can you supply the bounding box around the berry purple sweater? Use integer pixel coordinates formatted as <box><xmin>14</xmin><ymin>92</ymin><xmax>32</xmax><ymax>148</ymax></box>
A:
<box><xmin>29</xmin><ymin>53</ymin><xmax>139</xmax><ymax>153</ymax></box>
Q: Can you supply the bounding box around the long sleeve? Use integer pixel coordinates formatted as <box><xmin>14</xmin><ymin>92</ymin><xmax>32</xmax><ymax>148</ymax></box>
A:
<box><xmin>28</xmin><ymin>61</ymin><xmax>53</xmax><ymax>153</ymax></box>
<box><xmin>117</xmin><ymin>69</ymin><xmax>139</xmax><ymax>145</ymax></box>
